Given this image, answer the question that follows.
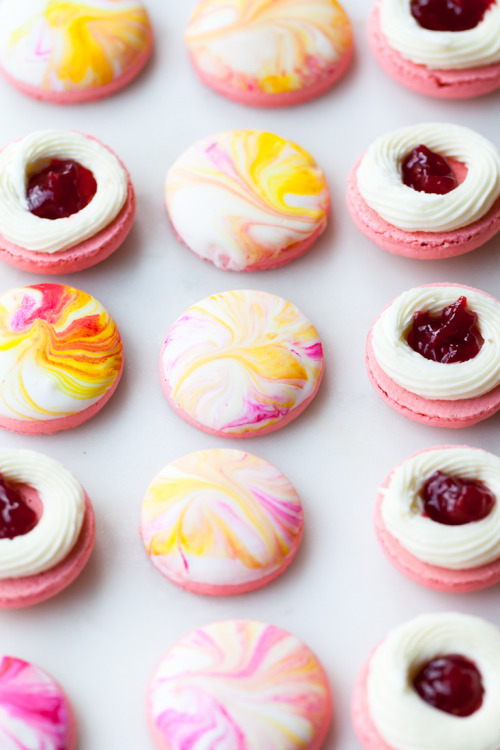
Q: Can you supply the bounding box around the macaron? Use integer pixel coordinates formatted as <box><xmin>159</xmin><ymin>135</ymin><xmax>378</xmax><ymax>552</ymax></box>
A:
<box><xmin>0</xmin><ymin>283</ymin><xmax>124</xmax><ymax>435</ymax></box>
<box><xmin>0</xmin><ymin>129</ymin><xmax>135</xmax><ymax>274</ymax></box>
<box><xmin>159</xmin><ymin>289</ymin><xmax>324</xmax><ymax>438</ymax></box>
<box><xmin>346</xmin><ymin>123</ymin><xmax>500</xmax><ymax>259</ymax></box>
<box><xmin>375</xmin><ymin>446</ymin><xmax>500</xmax><ymax>593</ymax></box>
<box><xmin>368</xmin><ymin>0</ymin><xmax>500</xmax><ymax>98</ymax></box>
<box><xmin>0</xmin><ymin>449</ymin><xmax>95</xmax><ymax>609</ymax></box>
<box><xmin>366</xmin><ymin>283</ymin><xmax>500</xmax><ymax>427</ymax></box>
<box><xmin>0</xmin><ymin>0</ymin><xmax>153</xmax><ymax>104</ymax></box>
<box><xmin>0</xmin><ymin>655</ymin><xmax>77</xmax><ymax>748</ymax></box>
<box><xmin>352</xmin><ymin>612</ymin><xmax>500</xmax><ymax>750</ymax></box>
<box><xmin>140</xmin><ymin>449</ymin><xmax>303</xmax><ymax>595</ymax></box>
<box><xmin>146</xmin><ymin>620</ymin><xmax>332</xmax><ymax>750</ymax></box>
<box><xmin>165</xmin><ymin>130</ymin><xmax>330</xmax><ymax>271</ymax></box>
<box><xmin>185</xmin><ymin>0</ymin><xmax>353</xmax><ymax>107</ymax></box>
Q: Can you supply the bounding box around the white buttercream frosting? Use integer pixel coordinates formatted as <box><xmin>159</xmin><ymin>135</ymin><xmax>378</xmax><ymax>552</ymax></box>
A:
<box><xmin>372</xmin><ymin>285</ymin><xmax>500</xmax><ymax>400</ymax></box>
<box><xmin>0</xmin><ymin>449</ymin><xmax>85</xmax><ymax>578</ymax></box>
<box><xmin>0</xmin><ymin>130</ymin><xmax>128</xmax><ymax>253</ymax></box>
<box><xmin>379</xmin><ymin>0</ymin><xmax>500</xmax><ymax>70</ymax></box>
<box><xmin>368</xmin><ymin>612</ymin><xmax>500</xmax><ymax>750</ymax></box>
<box><xmin>381</xmin><ymin>447</ymin><xmax>500</xmax><ymax>569</ymax></box>
<box><xmin>356</xmin><ymin>123</ymin><xmax>500</xmax><ymax>232</ymax></box>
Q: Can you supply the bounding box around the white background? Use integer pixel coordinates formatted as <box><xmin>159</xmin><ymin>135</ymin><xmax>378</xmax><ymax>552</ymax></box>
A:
<box><xmin>0</xmin><ymin>1</ymin><xmax>499</xmax><ymax>748</ymax></box>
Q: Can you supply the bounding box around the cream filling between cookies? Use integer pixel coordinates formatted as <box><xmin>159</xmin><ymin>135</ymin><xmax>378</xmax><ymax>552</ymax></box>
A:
<box><xmin>368</xmin><ymin>613</ymin><xmax>500</xmax><ymax>750</ymax></box>
<box><xmin>0</xmin><ymin>449</ymin><xmax>85</xmax><ymax>578</ymax></box>
<box><xmin>372</xmin><ymin>286</ymin><xmax>500</xmax><ymax>400</ymax></box>
<box><xmin>379</xmin><ymin>0</ymin><xmax>500</xmax><ymax>69</ymax></box>
<box><xmin>0</xmin><ymin>130</ymin><xmax>128</xmax><ymax>253</ymax></box>
<box><xmin>356</xmin><ymin>123</ymin><xmax>500</xmax><ymax>233</ymax></box>
<box><xmin>381</xmin><ymin>447</ymin><xmax>500</xmax><ymax>569</ymax></box>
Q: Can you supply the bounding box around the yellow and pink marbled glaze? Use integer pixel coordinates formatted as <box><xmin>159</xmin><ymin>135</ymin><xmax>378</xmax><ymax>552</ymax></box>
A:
<box><xmin>140</xmin><ymin>449</ymin><xmax>303</xmax><ymax>595</ymax></box>
<box><xmin>0</xmin><ymin>656</ymin><xmax>76</xmax><ymax>749</ymax></box>
<box><xmin>160</xmin><ymin>290</ymin><xmax>324</xmax><ymax>438</ymax></box>
<box><xmin>147</xmin><ymin>620</ymin><xmax>332</xmax><ymax>750</ymax></box>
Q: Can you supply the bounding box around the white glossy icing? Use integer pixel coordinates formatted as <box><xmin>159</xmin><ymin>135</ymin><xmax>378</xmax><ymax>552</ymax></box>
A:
<box><xmin>372</xmin><ymin>285</ymin><xmax>500</xmax><ymax>400</ymax></box>
<box><xmin>379</xmin><ymin>0</ymin><xmax>500</xmax><ymax>70</ymax></box>
<box><xmin>356</xmin><ymin>123</ymin><xmax>500</xmax><ymax>232</ymax></box>
<box><xmin>368</xmin><ymin>612</ymin><xmax>500</xmax><ymax>750</ymax></box>
<box><xmin>381</xmin><ymin>447</ymin><xmax>500</xmax><ymax>569</ymax></box>
<box><xmin>0</xmin><ymin>130</ymin><xmax>128</xmax><ymax>253</ymax></box>
<box><xmin>0</xmin><ymin>449</ymin><xmax>85</xmax><ymax>578</ymax></box>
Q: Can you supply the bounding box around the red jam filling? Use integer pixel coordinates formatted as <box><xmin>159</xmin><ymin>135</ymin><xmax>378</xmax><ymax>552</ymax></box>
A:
<box><xmin>0</xmin><ymin>476</ymin><xmax>37</xmax><ymax>540</ymax></box>
<box><xmin>402</xmin><ymin>145</ymin><xmax>458</xmax><ymax>195</ymax></box>
<box><xmin>413</xmin><ymin>655</ymin><xmax>484</xmax><ymax>717</ymax></box>
<box><xmin>27</xmin><ymin>159</ymin><xmax>97</xmax><ymax>220</ymax></box>
<box><xmin>422</xmin><ymin>471</ymin><xmax>495</xmax><ymax>525</ymax></box>
<box><xmin>410</xmin><ymin>0</ymin><xmax>494</xmax><ymax>32</ymax></box>
<box><xmin>407</xmin><ymin>296</ymin><xmax>483</xmax><ymax>364</ymax></box>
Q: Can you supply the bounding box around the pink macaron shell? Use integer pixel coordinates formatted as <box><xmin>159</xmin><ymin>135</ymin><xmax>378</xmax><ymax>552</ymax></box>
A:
<box><xmin>189</xmin><ymin>45</ymin><xmax>353</xmax><ymax>108</ymax></box>
<box><xmin>346</xmin><ymin>158</ymin><xmax>500</xmax><ymax>259</ymax></box>
<box><xmin>366</xmin><ymin>283</ymin><xmax>500</xmax><ymax>428</ymax></box>
<box><xmin>0</xmin><ymin>492</ymin><xmax>95</xmax><ymax>609</ymax></box>
<box><xmin>375</xmin><ymin>448</ymin><xmax>500</xmax><ymax>593</ymax></box>
<box><xmin>368</xmin><ymin>3</ymin><xmax>500</xmax><ymax>99</ymax></box>
<box><xmin>352</xmin><ymin>651</ymin><xmax>395</xmax><ymax>750</ymax></box>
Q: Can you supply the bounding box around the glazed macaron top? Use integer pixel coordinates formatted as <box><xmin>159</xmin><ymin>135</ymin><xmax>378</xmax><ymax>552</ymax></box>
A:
<box><xmin>0</xmin><ymin>130</ymin><xmax>129</xmax><ymax>254</ymax></box>
<box><xmin>367</xmin><ymin>612</ymin><xmax>500</xmax><ymax>750</ymax></box>
<box><xmin>0</xmin><ymin>283</ymin><xmax>123</xmax><ymax>424</ymax></box>
<box><xmin>0</xmin><ymin>655</ymin><xmax>75</xmax><ymax>749</ymax></box>
<box><xmin>160</xmin><ymin>289</ymin><xmax>324</xmax><ymax>437</ymax></box>
<box><xmin>0</xmin><ymin>0</ymin><xmax>153</xmax><ymax>100</ymax></box>
<box><xmin>356</xmin><ymin>123</ymin><xmax>500</xmax><ymax>233</ymax></box>
<box><xmin>147</xmin><ymin>620</ymin><xmax>332</xmax><ymax>750</ymax></box>
<box><xmin>165</xmin><ymin>130</ymin><xmax>329</xmax><ymax>271</ymax></box>
<box><xmin>186</xmin><ymin>0</ymin><xmax>352</xmax><ymax>97</ymax></box>
<box><xmin>377</xmin><ymin>0</ymin><xmax>500</xmax><ymax>69</ymax></box>
<box><xmin>140</xmin><ymin>449</ymin><xmax>303</xmax><ymax>593</ymax></box>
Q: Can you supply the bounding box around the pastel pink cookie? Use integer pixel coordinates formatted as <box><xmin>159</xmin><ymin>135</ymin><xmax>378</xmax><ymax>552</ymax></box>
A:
<box><xmin>185</xmin><ymin>0</ymin><xmax>353</xmax><ymax>107</ymax></box>
<box><xmin>366</xmin><ymin>283</ymin><xmax>500</xmax><ymax>428</ymax></box>
<box><xmin>368</xmin><ymin>2</ymin><xmax>500</xmax><ymax>98</ymax></box>
<box><xmin>375</xmin><ymin>446</ymin><xmax>500</xmax><ymax>593</ymax></box>
<box><xmin>140</xmin><ymin>449</ymin><xmax>303</xmax><ymax>596</ymax></box>
<box><xmin>0</xmin><ymin>0</ymin><xmax>153</xmax><ymax>104</ymax></box>
<box><xmin>0</xmin><ymin>656</ymin><xmax>77</xmax><ymax>749</ymax></box>
<box><xmin>0</xmin><ymin>284</ymin><xmax>124</xmax><ymax>435</ymax></box>
<box><xmin>160</xmin><ymin>290</ymin><xmax>324</xmax><ymax>438</ymax></box>
<box><xmin>146</xmin><ymin>620</ymin><xmax>332</xmax><ymax>750</ymax></box>
<box><xmin>352</xmin><ymin>654</ymin><xmax>392</xmax><ymax>750</ymax></box>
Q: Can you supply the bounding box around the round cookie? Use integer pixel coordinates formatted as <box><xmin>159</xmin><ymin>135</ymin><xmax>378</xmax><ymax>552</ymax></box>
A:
<box><xmin>352</xmin><ymin>612</ymin><xmax>500</xmax><ymax>750</ymax></box>
<box><xmin>0</xmin><ymin>0</ymin><xmax>153</xmax><ymax>104</ymax></box>
<box><xmin>0</xmin><ymin>283</ymin><xmax>124</xmax><ymax>435</ymax></box>
<box><xmin>375</xmin><ymin>446</ymin><xmax>500</xmax><ymax>593</ymax></box>
<box><xmin>185</xmin><ymin>0</ymin><xmax>353</xmax><ymax>107</ymax></box>
<box><xmin>0</xmin><ymin>655</ymin><xmax>77</xmax><ymax>748</ymax></box>
<box><xmin>140</xmin><ymin>449</ymin><xmax>303</xmax><ymax>595</ymax></box>
<box><xmin>366</xmin><ymin>283</ymin><xmax>500</xmax><ymax>428</ymax></box>
<box><xmin>159</xmin><ymin>290</ymin><xmax>324</xmax><ymax>438</ymax></box>
<box><xmin>368</xmin><ymin>0</ymin><xmax>500</xmax><ymax>98</ymax></box>
<box><xmin>166</xmin><ymin>130</ymin><xmax>329</xmax><ymax>272</ymax></box>
<box><xmin>346</xmin><ymin>123</ymin><xmax>500</xmax><ymax>259</ymax></box>
<box><xmin>0</xmin><ymin>449</ymin><xmax>95</xmax><ymax>608</ymax></box>
<box><xmin>146</xmin><ymin>620</ymin><xmax>332</xmax><ymax>750</ymax></box>
<box><xmin>0</xmin><ymin>130</ymin><xmax>135</xmax><ymax>274</ymax></box>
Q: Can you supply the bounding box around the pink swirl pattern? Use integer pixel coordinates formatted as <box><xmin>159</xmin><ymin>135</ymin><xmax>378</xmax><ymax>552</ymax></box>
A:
<box><xmin>0</xmin><ymin>656</ymin><xmax>75</xmax><ymax>749</ymax></box>
<box><xmin>147</xmin><ymin>620</ymin><xmax>332</xmax><ymax>750</ymax></box>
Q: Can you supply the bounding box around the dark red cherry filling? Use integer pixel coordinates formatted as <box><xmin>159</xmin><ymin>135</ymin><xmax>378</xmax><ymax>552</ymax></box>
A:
<box><xmin>0</xmin><ymin>476</ymin><xmax>37</xmax><ymax>540</ymax></box>
<box><xmin>27</xmin><ymin>159</ymin><xmax>97</xmax><ymax>220</ymax></box>
<box><xmin>402</xmin><ymin>145</ymin><xmax>458</xmax><ymax>195</ymax></box>
<box><xmin>407</xmin><ymin>296</ymin><xmax>483</xmax><ymax>364</ymax></box>
<box><xmin>422</xmin><ymin>471</ymin><xmax>495</xmax><ymax>525</ymax></box>
<box><xmin>410</xmin><ymin>0</ymin><xmax>495</xmax><ymax>32</ymax></box>
<box><xmin>413</xmin><ymin>655</ymin><xmax>484</xmax><ymax>717</ymax></box>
